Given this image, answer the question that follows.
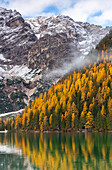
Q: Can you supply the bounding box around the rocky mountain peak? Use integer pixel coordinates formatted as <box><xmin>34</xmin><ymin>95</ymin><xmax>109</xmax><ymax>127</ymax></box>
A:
<box><xmin>0</xmin><ymin>7</ymin><xmax>37</xmax><ymax>66</ymax></box>
<box><xmin>0</xmin><ymin>7</ymin><xmax>23</xmax><ymax>27</ymax></box>
<box><xmin>26</xmin><ymin>14</ymin><xmax>112</xmax><ymax>57</ymax></box>
<box><xmin>0</xmin><ymin>8</ymin><xmax>112</xmax><ymax>114</ymax></box>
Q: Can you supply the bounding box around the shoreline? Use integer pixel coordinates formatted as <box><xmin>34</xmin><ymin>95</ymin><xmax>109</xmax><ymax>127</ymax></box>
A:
<box><xmin>6</xmin><ymin>129</ymin><xmax>112</xmax><ymax>133</ymax></box>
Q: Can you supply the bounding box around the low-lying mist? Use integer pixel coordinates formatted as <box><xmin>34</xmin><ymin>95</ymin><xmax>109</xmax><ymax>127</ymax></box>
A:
<box><xmin>45</xmin><ymin>49</ymin><xmax>100</xmax><ymax>81</ymax></box>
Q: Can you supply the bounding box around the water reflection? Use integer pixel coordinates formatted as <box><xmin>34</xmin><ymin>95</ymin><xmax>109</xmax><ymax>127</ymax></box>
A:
<box><xmin>0</xmin><ymin>132</ymin><xmax>112</xmax><ymax>170</ymax></box>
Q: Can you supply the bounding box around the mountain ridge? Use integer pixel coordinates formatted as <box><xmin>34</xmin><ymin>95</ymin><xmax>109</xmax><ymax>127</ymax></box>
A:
<box><xmin>0</xmin><ymin>7</ymin><xmax>112</xmax><ymax>114</ymax></box>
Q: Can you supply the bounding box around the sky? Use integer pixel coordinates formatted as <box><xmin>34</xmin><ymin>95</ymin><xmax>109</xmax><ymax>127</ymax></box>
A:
<box><xmin>0</xmin><ymin>0</ymin><xmax>112</xmax><ymax>26</ymax></box>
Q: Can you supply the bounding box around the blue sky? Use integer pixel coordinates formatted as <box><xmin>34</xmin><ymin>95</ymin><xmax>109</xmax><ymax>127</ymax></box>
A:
<box><xmin>0</xmin><ymin>0</ymin><xmax>112</xmax><ymax>26</ymax></box>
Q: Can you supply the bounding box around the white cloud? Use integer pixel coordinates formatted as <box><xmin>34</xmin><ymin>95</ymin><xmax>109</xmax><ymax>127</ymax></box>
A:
<box><xmin>88</xmin><ymin>6</ymin><xmax>112</xmax><ymax>25</ymax></box>
<box><xmin>0</xmin><ymin>0</ymin><xmax>112</xmax><ymax>26</ymax></box>
<box><xmin>0</xmin><ymin>0</ymin><xmax>73</xmax><ymax>17</ymax></box>
<box><xmin>5</xmin><ymin>0</ymin><xmax>58</xmax><ymax>16</ymax></box>
<box><xmin>63</xmin><ymin>0</ymin><xmax>100</xmax><ymax>21</ymax></box>
<box><xmin>62</xmin><ymin>0</ymin><xmax>112</xmax><ymax>26</ymax></box>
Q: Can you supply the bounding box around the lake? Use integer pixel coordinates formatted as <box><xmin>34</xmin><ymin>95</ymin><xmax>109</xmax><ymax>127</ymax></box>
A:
<box><xmin>0</xmin><ymin>132</ymin><xmax>112</xmax><ymax>170</ymax></box>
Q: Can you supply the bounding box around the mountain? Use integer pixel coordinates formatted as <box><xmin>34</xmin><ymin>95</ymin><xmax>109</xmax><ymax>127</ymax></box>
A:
<box><xmin>86</xmin><ymin>29</ymin><xmax>112</xmax><ymax>64</ymax></box>
<box><xmin>96</xmin><ymin>29</ymin><xmax>112</xmax><ymax>51</ymax></box>
<box><xmin>3</xmin><ymin>51</ymin><xmax>112</xmax><ymax>131</ymax></box>
<box><xmin>0</xmin><ymin>7</ymin><xmax>111</xmax><ymax>114</ymax></box>
<box><xmin>4</xmin><ymin>32</ymin><xmax>112</xmax><ymax>131</ymax></box>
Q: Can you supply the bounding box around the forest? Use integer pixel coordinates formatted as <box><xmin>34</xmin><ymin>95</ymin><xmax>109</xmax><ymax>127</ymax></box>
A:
<box><xmin>0</xmin><ymin>50</ymin><xmax>112</xmax><ymax>131</ymax></box>
<box><xmin>0</xmin><ymin>30</ymin><xmax>112</xmax><ymax>132</ymax></box>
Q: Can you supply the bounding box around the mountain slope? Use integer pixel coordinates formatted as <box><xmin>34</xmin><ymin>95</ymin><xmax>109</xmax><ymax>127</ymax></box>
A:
<box><xmin>3</xmin><ymin>33</ymin><xmax>112</xmax><ymax>131</ymax></box>
<box><xmin>26</xmin><ymin>15</ymin><xmax>111</xmax><ymax>56</ymax></box>
<box><xmin>96</xmin><ymin>29</ymin><xmax>112</xmax><ymax>51</ymax></box>
<box><xmin>0</xmin><ymin>7</ymin><xmax>111</xmax><ymax>114</ymax></box>
<box><xmin>0</xmin><ymin>7</ymin><xmax>36</xmax><ymax>66</ymax></box>
<box><xmin>4</xmin><ymin>52</ymin><xmax>112</xmax><ymax>131</ymax></box>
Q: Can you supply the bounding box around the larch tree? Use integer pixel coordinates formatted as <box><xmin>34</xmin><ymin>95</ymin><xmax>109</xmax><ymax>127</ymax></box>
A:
<box><xmin>85</xmin><ymin>111</ymin><xmax>94</xmax><ymax>129</ymax></box>
<box><xmin>80</xmin><ymin>102</ymin><xmax>87</xmax><ymax>129</ymax></box>
<box><xmin>15</xmin><ymin>114</ymin><xmax>20</xmax><ymax>130</ymax></box>
<box><xmin>71</xmin><ymin>102</ymin><xmax>79</xmax><ymax>129</ymax></box>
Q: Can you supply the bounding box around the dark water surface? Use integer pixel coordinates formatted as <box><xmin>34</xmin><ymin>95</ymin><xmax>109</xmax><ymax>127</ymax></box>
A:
<box><xmin>0</xmin><ymin>132</ymin><xmax>112</xmax><ymax>170</ymax></box>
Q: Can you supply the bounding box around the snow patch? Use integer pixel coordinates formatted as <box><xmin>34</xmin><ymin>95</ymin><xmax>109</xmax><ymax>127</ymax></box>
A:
<box><xmin>0</xmin><ymin>54</ymin><xmax>5</xmax><ymax>61</ymax></box>
<box><xmin>0</xmin><ymin>109</ymin><xmax>23</xmax><ymax>117</ymax></box>
<box><xmin>25</xmin><ymin>15</ymin><xmax>111</xmax><ymax>56</ymax></box>
<box><xmin>0</xmin><ymin>63</ymin><xmax>43</xmax><ymax>81</ymax></box>
<box><xmin>36</xmin><ymin>34</ymin><xmax>40</xmax><ymax>39</ymax></box>
<box><xmin>0</xmin><ymin>54</ymin><xmax>11</xmax><ymax>62</ymax></box>
<box><xmin>9</xmin><ymin>65</ymin><xmax>31</xmax><ymax>77</ymax></box>
<box><xmin>0</xmin><ymin>65</ymin><xmax>34</xmax><ymax>80</ymax></box>
<box><xmin>0</xmin><ymin>66</ymin><xmax>5</xmax><ymax>72</ymax></box>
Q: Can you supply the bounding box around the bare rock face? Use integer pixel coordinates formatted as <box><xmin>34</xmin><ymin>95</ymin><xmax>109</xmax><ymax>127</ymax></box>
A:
<box><xmin>26</xmin><ymin>15</ymin><xmax>111</xmax><ymax>57</ymax></box>
<box><xmin>0</xmin><ymin>9</ymin><xmax>111</xmax><ymax>77</ymax></box>
<box><xmin>0</xmin><ymin>7</ymin><xmax>37</xmax><ymax>65</ymax></box>
<box><xmin>28</xmin><ymin>33</ymin><xmax>79</xmax><ymax>71</ymax></box>
<box><xmin>0</xmin><ymin>7</ymin><xmax>111</xmax><ymax>114</ymax></box>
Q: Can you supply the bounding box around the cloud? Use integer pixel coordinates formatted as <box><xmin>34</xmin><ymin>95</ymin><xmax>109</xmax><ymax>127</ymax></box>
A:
<box><xmin>63</xmin><ymin>0</ymin><xmax>100</xmax><ymax>21</ymax></box>
<box><xmin>0</xmin><ymin>0</ymin><xmax>74</xmax><ymax>17</ymax></box>
<box><xmin>0</xmin><ymin>0</ymin><xmax>112</xmax><ymax>26</ymax></box>
<box><xmin>88</xmin><ymin>8</ymin><xmax>112</xmax><ymax>26</ymax></box>
<box><xmin>62</xmin><ymin>0</ymin><xmax>112</xmax><ymax>26</ymax></box>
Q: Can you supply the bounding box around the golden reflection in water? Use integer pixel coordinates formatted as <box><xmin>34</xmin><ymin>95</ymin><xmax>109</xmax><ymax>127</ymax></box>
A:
<box><xmin>0</xmin><ymin>132</ymin><xmax>112</xmax><ymax>170</ymax></box>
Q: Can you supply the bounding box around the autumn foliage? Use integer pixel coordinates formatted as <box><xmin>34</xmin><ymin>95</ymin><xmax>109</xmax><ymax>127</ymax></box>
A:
<box><xmin>1</xmin><ymin>48</ymin><xmax>112</xmax><ymax>131</ymax></box>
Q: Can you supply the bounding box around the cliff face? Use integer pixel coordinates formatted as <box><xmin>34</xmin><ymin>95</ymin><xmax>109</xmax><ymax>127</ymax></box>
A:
<box><xmin>26</xmin><ymin>15</ymin><xmax>111</xmax><ymax>56</ymax></box>
<box><xmin>0</xmin><ymin>7</ymin><xmax>37</xmax><ymax>66</ymax></box>
<box><xmin>0</xmin><ymin>7</ymin><xmax>111</xmax><ymax>114</ymax></box>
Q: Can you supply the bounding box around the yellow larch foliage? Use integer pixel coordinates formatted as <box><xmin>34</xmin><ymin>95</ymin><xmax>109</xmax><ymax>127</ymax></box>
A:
<box><xmin>85</xmin><ymin>111</ymin><xmax>94</xmax><ymax>129</ymax></box>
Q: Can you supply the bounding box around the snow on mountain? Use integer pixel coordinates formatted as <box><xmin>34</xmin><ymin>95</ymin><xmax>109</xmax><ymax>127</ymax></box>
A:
<box><xmin>26</xmin><ymin>15</ymin><xmax>111</xmax><ymax>56</ymax></box>
<box><xmin>0</xmin><ymin>7</ymin><xmax>111</xmax><ymax>114</ymax></box>
<box><xmin>0</xmin><ymin>8</ymin><xmax>111</xmax><ymax>81</ymax></box>
<box><xmin>0</xmin><ymin>109</ymin><xmax>23</xmax><ymax>118</ymax></box>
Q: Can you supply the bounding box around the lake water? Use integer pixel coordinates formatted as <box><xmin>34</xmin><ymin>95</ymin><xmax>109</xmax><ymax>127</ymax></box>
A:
<box><xmin>0</xmin><ymin>132</ymin><xmax>112</xmax><ymax>170</ymax></box>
